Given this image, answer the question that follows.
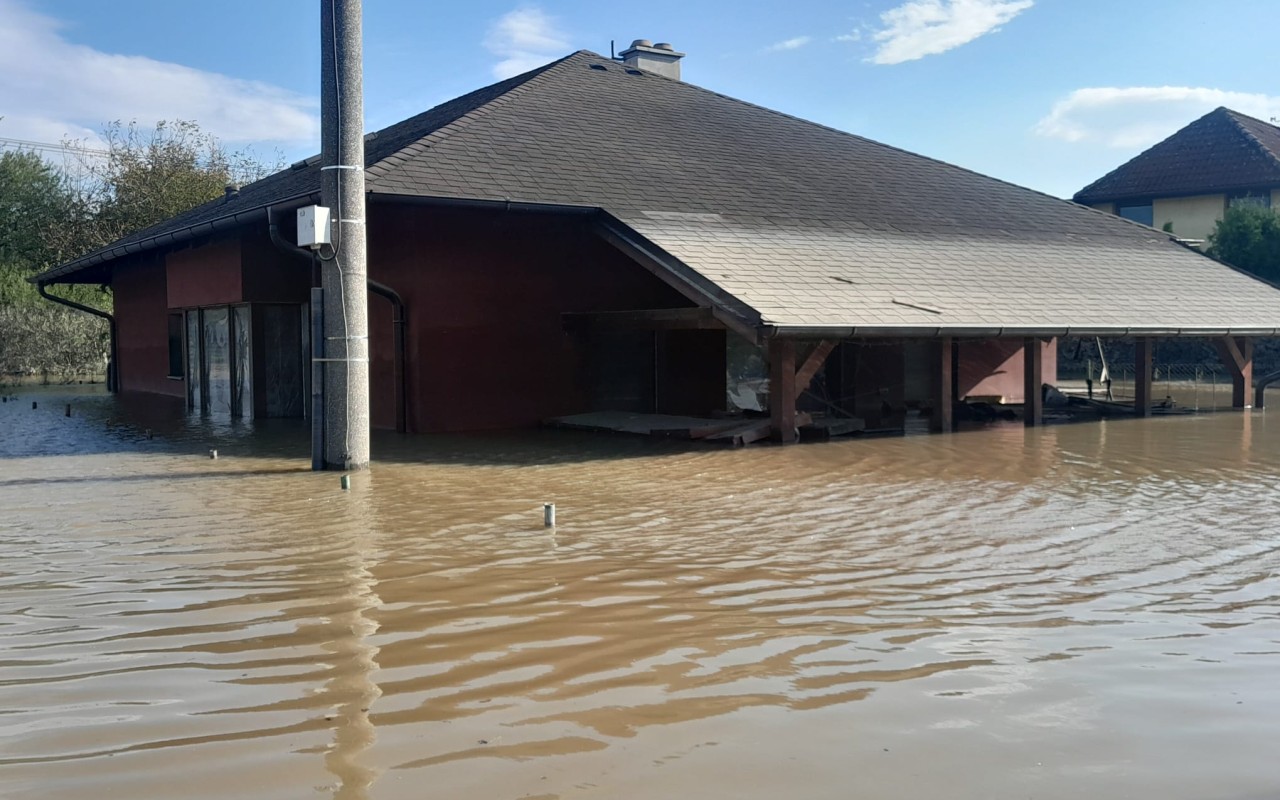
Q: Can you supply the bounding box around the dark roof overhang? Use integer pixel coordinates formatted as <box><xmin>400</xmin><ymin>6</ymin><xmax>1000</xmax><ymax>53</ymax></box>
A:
<box><xmin>32</xmin><ymin>193</ymin><xmax>321</xmax><ymax>285</ymax></box>
<box><xmin>1074</xmin><ymin>183</ymin><xmax>1277</xmax><ymax>206</ymax></box>
<box><xmin>767</xmin><ymin>325</ymin><xmax>1280</xmax><ymax>338</ymax></box>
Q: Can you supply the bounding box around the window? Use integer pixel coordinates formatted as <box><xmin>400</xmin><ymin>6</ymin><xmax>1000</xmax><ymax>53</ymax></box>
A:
<box><xmin>1117</xmin><ymin>203</ymin><xmax>1154</xmax><ymax>227</ymax></box>
<box><xmin>167</xmin><ymin>313</ymin><xmax>184</xmax><ymax>378</ymax></box>
<box><xmin>1228</xmin><ymin>192</ymin><xmax>1271</xmax><ymax>209</ymax></box>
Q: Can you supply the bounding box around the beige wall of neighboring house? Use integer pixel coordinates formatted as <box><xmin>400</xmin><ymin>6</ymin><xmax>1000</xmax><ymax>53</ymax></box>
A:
<box><xmin>1153</xmin><ymin>194</ymin><xmax>1225</xmax><ymax>242</ymax></box>
<box><xmin>1091</xmin><ymin>193</ymin><xmax>1262</xmax><ymax>248</ymax></box>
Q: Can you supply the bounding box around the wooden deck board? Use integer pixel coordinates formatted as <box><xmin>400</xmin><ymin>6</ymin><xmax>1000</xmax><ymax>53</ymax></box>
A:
<box><xmin>546</xmin><ymin>411</ymin><xmax>748</xmax><ymax>438</ymax></box>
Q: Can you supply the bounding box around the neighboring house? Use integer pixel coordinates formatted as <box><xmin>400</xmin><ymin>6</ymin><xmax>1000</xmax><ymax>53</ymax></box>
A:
<box><xmin>34</xmin><ymin>48</ymin><xmax>1280</xmax><ymax>442</ymax></box>
<box><xmin>1075</xmin><ymin>107</ymin><xmax>1280</xmax><ymax>245</ymax></box>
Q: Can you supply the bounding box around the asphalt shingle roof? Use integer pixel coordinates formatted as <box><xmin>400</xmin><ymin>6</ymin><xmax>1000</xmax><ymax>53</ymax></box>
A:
<box><xmin>41</xmin><ymin>52</ymin><xmax>1280</xmax><ymax>335</ymax></box>
<box><xmin>1074</xmin><ymin>107</ymin><xmax>1280</xmax><ymax>205</ymax></box>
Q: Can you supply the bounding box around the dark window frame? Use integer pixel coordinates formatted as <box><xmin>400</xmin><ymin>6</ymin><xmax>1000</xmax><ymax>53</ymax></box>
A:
<box><xmin>1116</xmin><ymin>202</ymin><xmax>1154</xmax><ymax>227</ymax></box>
<box><xmin>166</xmin><ymin>312</ymin><xmax>185</xmax><ymax>379</ymax></box>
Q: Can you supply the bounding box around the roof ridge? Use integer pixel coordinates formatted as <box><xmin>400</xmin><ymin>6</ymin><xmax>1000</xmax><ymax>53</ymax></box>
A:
<box><xmin>1075</xmin><ymin>107</ymin><xmax>1238</xmax><ymax>203</ymax></box>
<box><xmin>650</xmin><ymin>63</ymin><xmax>1092</xmax><ymax>209</ymax></box>
<box><xmin>366</xmin><ymin>51</ymin><xmax>593</xmax><ymax>182</ymax></box>
<box><xmin>1223</xmin><ymin>108</ymin><xmax>1280</xmax><ymax>168</ymax></box>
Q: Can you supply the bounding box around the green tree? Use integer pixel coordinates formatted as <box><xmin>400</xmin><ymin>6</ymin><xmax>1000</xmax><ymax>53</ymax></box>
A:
<box><xmin>0</xmin><ymin>150</ymin><xmax>73</xmax><ymax>273</ymax></box>
<box><xmin>0</xmin><ymin>120</ymin><xmax>278</xmax><ymax>383</ymax></box>
<box><xmin>59</xmin><ymin>120</ymin><xmax>277</xmax><ymax>256</ymax></box>
<box><xmin>1206</xmin><ymin>203</ymin><xmax>1280</xmax><ymax>284</ymax></box>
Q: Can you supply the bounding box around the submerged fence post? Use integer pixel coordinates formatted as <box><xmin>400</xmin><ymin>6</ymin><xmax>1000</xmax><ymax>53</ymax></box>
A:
<box><xmin>544</xmin><ymin>503</ymin><xmax>556</xmax><ymax>528</ymax></box>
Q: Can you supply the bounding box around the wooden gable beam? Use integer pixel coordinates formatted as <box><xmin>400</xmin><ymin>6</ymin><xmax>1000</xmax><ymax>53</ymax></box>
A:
<box><xmin>1215</xmin><ymin>335</ymin><xmax>1254</xmax><ymax>409</ymax></box>
<box><xmin>792</xmin><ymin>340</ymin><xmax>839</xmax><ymax>401</ymax></box>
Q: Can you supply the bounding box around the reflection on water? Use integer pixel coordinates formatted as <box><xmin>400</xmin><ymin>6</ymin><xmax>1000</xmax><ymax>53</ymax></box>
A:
<box><xmin>2</xmin><ymin>387</ymin><xmax>1280</xmax><ymax>800</ymax></box>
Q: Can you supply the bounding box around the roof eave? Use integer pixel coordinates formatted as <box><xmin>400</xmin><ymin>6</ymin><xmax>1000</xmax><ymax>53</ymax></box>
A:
<box><xmin>766</xmin><ymin>325</ymin><xmax>1280</xmax><ymax>338</ymax></box>
<box><xmin>1075</xmin><ymin>182</ymin><xmax>1280</xmax><ymax>207</ymax></box>
<box><xmin>32</xmin><ymin>193</ymin><xmax>320</xmax><ymax>285</ymax></box>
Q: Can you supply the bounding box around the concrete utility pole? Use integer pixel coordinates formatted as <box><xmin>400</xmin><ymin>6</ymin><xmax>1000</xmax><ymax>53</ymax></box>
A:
<box><xmin>319</xmin><ymin>0</ymin><xmax>370</xmax><ymax>470</ymax></box>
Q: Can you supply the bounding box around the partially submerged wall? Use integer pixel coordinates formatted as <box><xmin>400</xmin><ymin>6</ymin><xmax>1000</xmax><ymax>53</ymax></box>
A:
<box><xmin>367</xmin><ymin>205</ymin><xmax>706</xmax><ymax>432</ymax></box>
<box><xmin>114</xmin><ymin>255</ymin><xmax>183</xmax><ymax>398</ymax></box>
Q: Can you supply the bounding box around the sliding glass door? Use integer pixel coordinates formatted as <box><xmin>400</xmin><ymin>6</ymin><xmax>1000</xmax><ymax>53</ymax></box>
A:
<box><xmin>184</xmin><ymin>305</ymin><xmax>251</xmax><ymax>418</ymax></box>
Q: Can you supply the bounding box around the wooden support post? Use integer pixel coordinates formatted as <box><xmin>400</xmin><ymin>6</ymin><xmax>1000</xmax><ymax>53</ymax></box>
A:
<box><xmin>1023</xmin><ymin>337</ymin><xmax>1043</xmax><ymax>427</ymax></box>
<box><xmin>1215</xmin><ymin>335</ymin><xmax>1253</xmax><ymax>409</ymax></box>
<box><xmin>1134</xmin><ymin>337</ymin><xmax>1153</xmax><ymax>418</ymax></box>
<box><xmin>931</xmin><ymin>336</ymin><xmax>953</xmax><ymax>433</ymax></box>
<box><xmin>770</xmin><ymin>339</ymin><xmax>797</xmax><ymax>443</ymax></box>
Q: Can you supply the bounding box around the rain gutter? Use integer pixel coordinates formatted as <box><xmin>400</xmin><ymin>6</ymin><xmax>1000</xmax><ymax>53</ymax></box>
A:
<box><xmin>36</xmin><ymin>283</ymin><xmax>118</xmax><ymax>392</ymax></box>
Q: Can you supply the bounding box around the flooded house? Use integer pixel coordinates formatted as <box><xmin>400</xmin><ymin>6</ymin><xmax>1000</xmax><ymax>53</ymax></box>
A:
<box><xmin>34</xmin><ymin>46</ymin><xmax>1280</xmax><ymax>442</ymax></box>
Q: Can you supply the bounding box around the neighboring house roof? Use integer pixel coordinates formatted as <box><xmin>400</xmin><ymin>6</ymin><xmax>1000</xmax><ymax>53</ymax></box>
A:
<box><xmin>1074</xmin><ymin>107</ymin><xmax>1280</xmax><ymax>205</ymax></box>
<box><xmin>39</xmin><ymin>52</ymin><xmax>1280</xmax><ymax>336</ymax></box>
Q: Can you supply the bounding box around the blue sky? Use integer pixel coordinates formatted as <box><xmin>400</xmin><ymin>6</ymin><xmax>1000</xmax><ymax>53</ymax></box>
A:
<box><xmin>4</xmin><ymin>0</ymin><xmax>1280</xmax><ymax>198</ymax></box>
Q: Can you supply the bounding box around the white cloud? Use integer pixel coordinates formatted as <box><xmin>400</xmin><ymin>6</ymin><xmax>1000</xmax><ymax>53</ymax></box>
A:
<box><xmin>485</xmin><ymin>7</ymin><xmax>569</xmax><ymax>80</ymax></box>
<box><xmin>0</xmin><ymin>0</ymin><xmax>316</xmax><ymax>149</ymax></box>
<box><xmin>1035</xmin><ymin>86</ymin><xmax>1280</xmax><ymax>148</ymax></box>
<box><xmin>835</xmin><ymin>31</ymin><xmax>863</xmax><ymax>43</ymax></box>
<box><xmin>867</xmin><ymin>0</ymin><xmax>1033</xmax><ymax>65</ymax></box>
<box><xmin>765</xmin><ymin>36</ymin><xmax>813</xmax><ymax>53</ymax></box>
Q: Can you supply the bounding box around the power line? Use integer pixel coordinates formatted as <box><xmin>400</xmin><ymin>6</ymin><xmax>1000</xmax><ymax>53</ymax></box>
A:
<box><xmin>0</xmin><ymin>136</ymin><xmax>109</xmax><ymax>158</ymax></box>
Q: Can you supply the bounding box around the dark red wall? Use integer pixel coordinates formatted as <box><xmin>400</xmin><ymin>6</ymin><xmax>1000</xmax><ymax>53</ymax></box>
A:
<box><xmin>166</xmin><ymin>238</ymin><xmax>243</xmax><ymax>308</ymax></box>
<box><xmin>958</xmin><ymin>339</ymin><xmax>1058</xmax><ymax>402</ymax></box>
<box><xmin>241</xmin><ymin>229</ymin><xmax>311</xmax><ymax>304</ymax></box>
<box><xmin>111</xmin><ymin>207</ymin><xmax>720</xmax><ymax>431</ymax></box>
<box><xmin>367</xmin><ymin>205</ymin><xmax>698</xmax><ymax>432</ymax></box>
<box><xmin>114</xmin><ymin>256</ymin><xmax>184</xmax><ymax>398</ymax></box>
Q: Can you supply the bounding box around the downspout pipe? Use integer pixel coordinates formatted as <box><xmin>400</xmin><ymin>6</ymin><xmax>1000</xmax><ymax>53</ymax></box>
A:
<box><xmin>268</xmin><ymin>207</ymin><xmax>408</xmax><ymax>434</ymax></box>
<box><xmin>37</xmin><ymin>282</ymin><xmax>118</xmax><ymax>393</ymax></box>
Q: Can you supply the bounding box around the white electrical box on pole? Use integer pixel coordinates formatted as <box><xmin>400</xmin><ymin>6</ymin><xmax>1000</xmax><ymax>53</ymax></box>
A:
<box><xmin>297</xmin><ymin>205</ymin><xmax>332</xmax><ymax>249</ymax></box>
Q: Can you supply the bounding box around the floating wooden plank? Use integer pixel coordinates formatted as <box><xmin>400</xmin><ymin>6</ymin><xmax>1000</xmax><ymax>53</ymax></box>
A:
<box><xmin>802</xmin><ymin>417</ymin><xmax>867</xmax><ymax>439</ymax></box>
<box><xmin>546</xmin><ymin>411</ymin><xmax>743</xmax><ymax>439</ymax></box>
<box><xmin>706</xmin><ymin>419</ymin><xmax>772</xmax><ymax>445</ymax></box>
<box><xmin>653</xmin><ymin>421</ymin><xmax>747</xmax><ymax>439</ymax></box>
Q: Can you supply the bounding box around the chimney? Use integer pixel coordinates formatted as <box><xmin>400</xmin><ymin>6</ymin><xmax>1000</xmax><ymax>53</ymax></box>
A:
<box><xmin>224</xmin><ymin>183</ymin><xmax>240</xmax><ymax>201</ymax></box>
<box><xmin>619</xmin><ymin>39</ymin><xmax>685</xmax><ymax>80</ymax></box>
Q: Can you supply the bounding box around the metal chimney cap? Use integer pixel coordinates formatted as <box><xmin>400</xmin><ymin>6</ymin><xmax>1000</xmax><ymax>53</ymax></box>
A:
<box><xmin>630</xmin><ymin>38</ymin><xmax>652</xmax><ymax>48</ymax></box>
<box><xmin>224</xmin><ymin>183</ymin><xmax>240</xmax><ymax>197</ymax></box>
<box><xmin>654</xmin><ymin>42</ymin><xmax>675</xmax><ymax>51</ymax></box>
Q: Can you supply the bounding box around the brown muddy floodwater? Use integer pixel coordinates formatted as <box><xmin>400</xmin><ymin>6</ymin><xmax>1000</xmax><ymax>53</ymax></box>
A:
<box><xmin>2</xmin><ymin>387</ymin><xmax>1279</xmax><ymax>799</ymax></box>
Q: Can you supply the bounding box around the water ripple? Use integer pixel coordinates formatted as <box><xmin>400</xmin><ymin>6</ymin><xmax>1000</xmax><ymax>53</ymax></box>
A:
<box><xmin>2</xmin><ymin>389</ymin><xmax>1279</xmax><ymax>799</ymax></box>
